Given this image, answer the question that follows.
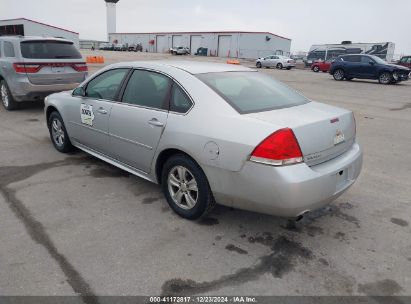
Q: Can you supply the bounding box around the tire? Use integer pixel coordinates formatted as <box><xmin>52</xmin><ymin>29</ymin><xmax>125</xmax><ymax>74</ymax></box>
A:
<box><xmin>312</xmin><ymin>66</ymin><xmax>320</xmax><ymax>72</ymax></box>
<box><xmin>161</xmin><ymin>154</ymin><xmax>215</xmax><ymax>220</ymax></box>
<box><xmin>47</xmin><ymin>111</ymin><xmax>74</xmax><ymax>153</ymax></box>
<box><xmin>333</xmin><ymin>69</ymin><xmax>345</xmax><ymax>81</ymax></box>
<box><xmin>276</xmin><ymin>63</ymin><xmax>283</xmax><ymax>69</ymax></box>
<box><xmin>1</xmin><ymin>80</ymin><xmax>18</xmax><ymax>111</ymax></box>
<box><xmin>256</xmin><ymin>62</ymin><xmax>262</xmax><ymax>68</ymax></box>
<box><xmin>378</xmin><ymin>72</ymin><xmax>392</xmax><ymax>85</ymax></box>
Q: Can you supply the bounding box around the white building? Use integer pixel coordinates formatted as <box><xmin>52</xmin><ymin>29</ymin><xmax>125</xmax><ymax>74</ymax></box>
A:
<box><xmin>0</xmin><ymin>18</ymin><xmax>80</xmax><ymax>48</ymax></box>
<box><xmin>109</xmin><ymin>31</ymin><xmax>291</xmax><ymax>59</ymax></box>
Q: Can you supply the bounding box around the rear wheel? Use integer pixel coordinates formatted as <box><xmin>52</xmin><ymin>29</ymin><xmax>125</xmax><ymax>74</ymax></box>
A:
<box><xmin>333</xmin><ymin>69</ymin><xmax>345</xmax><ymax>81</ymax></box>
<box><xmin>312</xmin><ymin>66</ymin><xmax>320</xmax><ymax>72</ymax></box>
<box><xmin>256</xmin><ymin>62</ymin><xmax>262</xmax><ymax>68</ymax></box>
<box><xmin>161</xmin><ymin>154</ymin><xmax>215</xmax><ymax>220</ymax></box>
<box><xmin>276</xmin><ymin>63</ymin><xmax>283</xmax><ymax>69</ymax></box>
<box><xmin>379</xmin><ymin>72</ymin><xmax>392</xmax><ymax>84</ymax></box>
<box><xmin>1</xmin><ymin>80</ymin><xmax>18</xmax><ymax>111</ymax></box>
<box><xmin>48</xmin><ymin>111</ymin><xmax>74</xmax><ymax>153</ymax></box>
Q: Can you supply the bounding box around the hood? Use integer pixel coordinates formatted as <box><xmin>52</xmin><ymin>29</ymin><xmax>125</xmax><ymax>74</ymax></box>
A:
<box><xmin>387</xmin><ymin>64</ymin><xmax>410</xmax><ymax>71</ymax></box>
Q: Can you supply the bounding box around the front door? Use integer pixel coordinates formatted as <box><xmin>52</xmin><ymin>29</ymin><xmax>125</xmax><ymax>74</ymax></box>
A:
<box><xmin>67</xmin><ymin>68</ymin><xmax>129</xmax><ymax>153</ymax></box>
<box><xmin>108</xmin><ymin>69</ymin><xmax>172</xmax><ymax>173</ymax></box>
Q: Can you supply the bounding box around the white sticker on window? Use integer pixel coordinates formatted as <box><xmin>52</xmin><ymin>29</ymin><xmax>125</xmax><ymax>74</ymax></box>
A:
<box><xmin>80</xmin><ymin>104</ymin><xmax>95</xmax><ymax>126</ymax></box>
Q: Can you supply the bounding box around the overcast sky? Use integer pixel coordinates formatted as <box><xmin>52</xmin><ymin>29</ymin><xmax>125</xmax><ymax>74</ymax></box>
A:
<box><xmin>1</xmin><ymin>0</ymin><xmax>410</xmax><ymax>55</ymax></box>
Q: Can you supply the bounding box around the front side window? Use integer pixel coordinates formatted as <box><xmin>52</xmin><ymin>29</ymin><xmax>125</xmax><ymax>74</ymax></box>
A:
<box><xmin>122</xmin><ymin>70</ymin><xmax>171</xmax><ymax>110</ymax></box>
<box><xmin>85</xmin><ymin>69</ymin><xmax>129</xmax><ymax>100</ymax></box>
<box><xmin>20</xmin><ymin>40</ymin><xmax>82</xmax><ymax>59</ymax></box>
<box><xmin>170</xmin><ymin>84</ymin><xmax>193</xmax><ymax>113</ymax></box>
<box><xmin>198</xmin><ymin>71</ymin><xmax>308</xmax><ymax>114</ymax></box>
<box><xmin>4</xmin><ymin>41</ymin><xmax>15</xmax><ymax>57</ymax></box>
<box><xmin>361</xmin><ymin>56</ymin><xmax>373</xmax><ymax>64</ymax></box>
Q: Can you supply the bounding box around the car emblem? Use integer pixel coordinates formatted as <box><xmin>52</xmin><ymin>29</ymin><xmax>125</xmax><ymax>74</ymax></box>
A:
<box><xmin>330</xmin><ymin>117</ymin><xmax>339</xmax><ymax>123</ymax></box>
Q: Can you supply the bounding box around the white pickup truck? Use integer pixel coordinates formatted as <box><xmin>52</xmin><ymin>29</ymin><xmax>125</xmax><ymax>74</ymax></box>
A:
<box><xmin>170</xmin><ymin>46</ymin><xmax>190</xmax><ymax>55</ymax></box>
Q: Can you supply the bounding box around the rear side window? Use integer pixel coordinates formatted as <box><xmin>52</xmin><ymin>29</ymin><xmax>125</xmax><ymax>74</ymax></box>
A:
<box><xmin>343</xmin><ymin>55</ymin><xmax>360</xmax><ymax>62</ymax></box>
<box><xmin>122</xmin><ymin>70</ymin><xmax>171</xmax><ymax>110</ymax></box>
<box><xmin>197</xmin><ymin>72</ymin><xmax>308</xmax><ymax>114</ymax></box>
<box><xmin>170</xmin><ymin>84</ymin><xmax>193</xmax><ymax>113</ymax></box>
<box><xmin>85</xmin><ymin>69</ymin><xmax>129</xmax><ymax>100</ymax></box>
<box><xmin>4</xmin><ymin>41</ymin><xmax>15</xmax><ymax>57</ymax></box>
<box><xmin>20</xmin><ymin>40</ymin><xmax>82</xmax><ymax>59</ymax></box>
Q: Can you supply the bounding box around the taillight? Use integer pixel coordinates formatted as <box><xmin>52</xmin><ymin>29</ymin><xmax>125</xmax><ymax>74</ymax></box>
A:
<box><xmin>13</xmin><ymin>63</ymin><xmax>41</xmax><ymax>73</ymax></box>
<box><xmin>250</xmin><ymin>128</ymin><xmax>303</xmax><ymax>166</ymax></box>
<box><xmin>72</xmin><ymin>63</ymin><xmax>88</xmax><ymax>72</ymax></box>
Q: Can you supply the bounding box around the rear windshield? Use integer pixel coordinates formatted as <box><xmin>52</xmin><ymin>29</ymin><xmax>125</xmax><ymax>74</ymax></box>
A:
<box><xmin>197</xmin><ymin>71</ymin><xmax>308</xmax><ymax>114</ymax></box>
<box><xmin>20</xmin><ymin>40</ymin><xmax>82</xmax><ymax>59</ymax></box>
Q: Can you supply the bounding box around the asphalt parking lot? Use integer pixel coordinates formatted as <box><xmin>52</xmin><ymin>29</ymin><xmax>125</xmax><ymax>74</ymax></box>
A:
<box><xmin>0</xmin><ymin>50</ymin><xmax>410</xmax><ymax>297</ymax></box>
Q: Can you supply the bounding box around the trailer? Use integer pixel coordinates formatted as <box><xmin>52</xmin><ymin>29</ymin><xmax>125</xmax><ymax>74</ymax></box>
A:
<box><xmin>305</xmin><ymin>41</ymin><xmax>395</xmax><ymax>66</ymax></box>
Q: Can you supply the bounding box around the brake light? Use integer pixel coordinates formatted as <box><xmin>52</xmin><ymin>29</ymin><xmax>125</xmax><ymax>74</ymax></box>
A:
<box><xmin>250</xmin><ymin>128</ymin><xmax>303</xmax><ymax>166</ymax></box>
<box><xmin>13</xmin><ymin>63</ymin><xmax>41</xmax><ymax>73</ymax></box>
<box><xmin>72</xmin><ymin>63</ymin><xmax>88</xmax><ymax>72</ymax></box>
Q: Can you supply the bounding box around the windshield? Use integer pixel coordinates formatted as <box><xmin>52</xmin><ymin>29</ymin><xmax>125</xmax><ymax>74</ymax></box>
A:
<box><xmin>197</xmin><ymin>71</ymin><xmax>309</xmax><ymax>114</ymax></box>
<box><xmin>20</xmin><ymin>40</ymin><xmax>82</xmax><ymax>59</ymax></box>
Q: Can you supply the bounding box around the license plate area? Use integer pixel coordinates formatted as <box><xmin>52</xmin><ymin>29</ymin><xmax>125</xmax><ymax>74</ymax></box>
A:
<box><xmin>51</xmin><ymin>66</ymin><xmax>65</xmax><ymax>73</ymax></box>
<box><xmin>334</xmin><ymin>133</ymin><xmax>345</xmax><ymax>145</ymax></box>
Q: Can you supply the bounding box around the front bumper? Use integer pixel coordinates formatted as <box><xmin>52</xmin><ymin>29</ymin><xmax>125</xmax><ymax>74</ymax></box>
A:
<box><xmin>209</xmin><ymin>142</ymin><xmax>363</xmax><ymax>218</ymax></box>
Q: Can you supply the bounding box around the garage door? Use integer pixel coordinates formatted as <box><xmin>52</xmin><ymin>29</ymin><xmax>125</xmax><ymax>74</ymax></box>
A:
<box><xmin>190</xmin><ymin>35</ymin><xmax>202</xmax><ymax>55</ymax></box>
<box><xmin>156</xmin><ymin>35</ymin><xmax>167</xmax><ymax>53</ymax></box>
<box><xmin>172</xmin><ymin>35</ymin><xmax>183</xmax><ymax>47</ymax></box>
<box><xmin>218</xmin><ymin>35</ymin><xmax>232</xmax><ymax>57</ymax></box>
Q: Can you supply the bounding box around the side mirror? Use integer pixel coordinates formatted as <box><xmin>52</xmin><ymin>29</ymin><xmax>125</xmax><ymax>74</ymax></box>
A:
<box><xmin>73</xmin><ymin>87</ymin><xmax>86</xmax><ymax>97</ymax></box>
<box><xmin>369</xmin><ymin>61</ymin><xmax>375</xmax><ymax>65</ymax></box>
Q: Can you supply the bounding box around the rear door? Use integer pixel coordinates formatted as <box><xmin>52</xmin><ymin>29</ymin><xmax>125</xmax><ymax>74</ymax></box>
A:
<box><xmin>20</xmin><ymin>40</ymin><xmax>87</xmax><ymax>85</ymax></box>
<box><xmin>67</xmin><ymin>68</ymin><xmax>129</xmax><ymax>153</ymax></box>
<box><xmin>344</xmin><ymin>55</ymin><xmax>361</xmax><ymax>77</ymax></box>
<box><xmin>108</xmin><ymin>69</ymin><xmax>171</xmax><ymax>173</ymax></box>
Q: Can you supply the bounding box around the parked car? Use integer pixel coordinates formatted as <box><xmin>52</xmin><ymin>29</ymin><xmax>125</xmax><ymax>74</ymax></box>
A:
<box><xmin>114</xmin><ymin>44</ymin><xmax>127</xmax><ymax>51</ymax></box>
<box><xmin>329</xmin><ymin>54</ymin><xmax>411</xmax><ymax>84</ymax></box>
<box><xmin>128</xmin><ymin>43</ymin><xmax>143</xmax><ymax>52</ymax></box>
<box><xmin>44</xmin><ymin>61</ymin><xmax>362</xmax><ymax>220</ymax></box>
<box><xmin>170</xmin><ymin>46</ymin><xmax>190</xmax><ymax>55</ymax></box>
<box><xmin>256</xmin><ymin>55</ymin><xmax>296</xmax><ymax>70</ymax></box>
<box><xmin>311</xmin><ymin>60</ymin><xmax>332</xmax><ymax>72</ymax></box>
<box><xmin>0</xmin><ymin>36</ymin><xmax>88</xmax><ymax>111</ymax></box>
<box><xmin>397</xmin><ymin>56</ymin><xmax>411</xmax><ymax>69</ymax></box>
<box><xmin>98</xmin><ymin>43</ymin><xmax>109</xmax><ymax>50</ymax></box>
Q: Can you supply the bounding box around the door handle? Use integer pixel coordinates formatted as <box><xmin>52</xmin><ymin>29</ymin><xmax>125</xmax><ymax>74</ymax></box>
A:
<box><xmin>148</xmin><ymin>118</ymin><xmax>164</xmax><ymax>127</ymax></box>
<box><xmin>97</xmin><ymin>107</ymin><xmax>107</xmax><ymax>114</ymax></box>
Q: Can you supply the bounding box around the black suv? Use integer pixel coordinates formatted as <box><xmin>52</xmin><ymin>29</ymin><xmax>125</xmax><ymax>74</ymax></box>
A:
<box><xmin>329</xmin><ymin>54</ymin><xmax>410</xmax><ymax>84</ymax></box>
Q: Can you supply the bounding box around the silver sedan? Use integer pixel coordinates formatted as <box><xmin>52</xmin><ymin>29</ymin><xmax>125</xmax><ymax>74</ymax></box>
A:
<box><xmin>44</xmin><ymin>61</ymin><xmax>362</xmax><ymax>220</ymax></box>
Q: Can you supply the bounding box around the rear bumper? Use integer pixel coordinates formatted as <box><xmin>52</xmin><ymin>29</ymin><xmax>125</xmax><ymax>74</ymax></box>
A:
<box><xmin>208</xmin><ymin>142</ymin><xmax>363</xmax><ymax>218</ymax></box>
<box><xmin>10</xmin><ymin>79</ymin><xmax>80</xmax><ymax>102</ymax></box>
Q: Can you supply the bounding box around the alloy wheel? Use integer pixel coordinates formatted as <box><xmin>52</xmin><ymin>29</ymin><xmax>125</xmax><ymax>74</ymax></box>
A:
<box><xmin>334</xmin><ymin>69</ymin><xmax>344</xmax><ymax>80</ymax></box>
<box><xmin>51</xmin><ymin>118</ymin><xmax>65</xmax><ymax>147</ymax></box>
<box><xmin>379</xmin><ymin>72</ymin><xmax>391</xmax><ymax>84</ymax></box>
<box><xmin>167</xmin><ymin>165</ymin><xmax>198</xmax><ymax>210</ymax></box>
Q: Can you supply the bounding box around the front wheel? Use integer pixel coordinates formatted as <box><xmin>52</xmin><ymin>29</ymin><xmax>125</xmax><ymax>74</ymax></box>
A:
<box><xmin>333</xmin><ymin>69</ymin><xmax>345</xmax><ymax>81</ymax></box>
<box><xmin>276</xmin><ymin>63</ymin><xmax>283</xmax><ymax>69</ymax></box>
<box><xmin>256</xmin><ymin>62</ymin><xmax>262</xmax><ymax>68</ymax></box>
<box><xmin>161</xmin><ymin>154</ymin><xmax>215</xmax><ymax>220</ymax></box>
<box><xmin>1</xmin><ymin>80</ymin><xmax>18</xmax><ymax>111</ymax></box>
<box><xmin>379</xmin><ymin>72</ymin><xmax>392</xmax><ymax>84</ymax></box>
<box><xmin>48</xmin><ymin>111</ymin><xmax>74</xmax><ymax>153</ymax></box>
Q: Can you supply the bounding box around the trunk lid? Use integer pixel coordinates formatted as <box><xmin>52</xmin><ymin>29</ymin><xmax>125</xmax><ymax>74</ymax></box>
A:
<box><xmin>247</xmin><ymin>101</ymin><xmax>356</xmax><ymax>166</ymax></box>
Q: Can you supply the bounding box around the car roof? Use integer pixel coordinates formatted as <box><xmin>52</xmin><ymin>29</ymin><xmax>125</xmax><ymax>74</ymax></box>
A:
<box><xmin>0</xmin><ymin>36</ymin><xmax>73</xmax><ymax>43</ymax></box>
<box><xmin>119</xmin><ymin>60</ymin><xmax>253</xmax><ymax>75</ymax></box>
